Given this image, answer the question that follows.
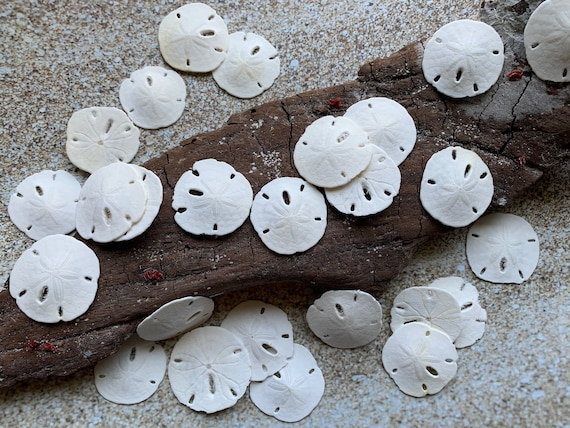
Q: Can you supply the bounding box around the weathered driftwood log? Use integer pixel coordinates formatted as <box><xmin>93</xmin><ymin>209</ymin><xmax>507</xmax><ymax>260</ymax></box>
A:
<box><xmin>0</xmin><ymin>0</ymin><xmax>568</xmax><ymax>388</ymax></box>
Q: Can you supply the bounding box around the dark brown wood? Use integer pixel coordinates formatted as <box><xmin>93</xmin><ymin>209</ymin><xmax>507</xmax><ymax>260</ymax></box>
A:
<box><xmin>1</xmin><ymin>0</ymin><xmax>568</xmax><ymax>388</ymax></box>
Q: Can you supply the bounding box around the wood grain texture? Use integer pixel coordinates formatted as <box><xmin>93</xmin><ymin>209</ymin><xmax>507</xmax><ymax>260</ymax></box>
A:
<box><xmin>1</xmin><ymin>1</ymin><xmax>568</xmax><ymax>388</ymax></box>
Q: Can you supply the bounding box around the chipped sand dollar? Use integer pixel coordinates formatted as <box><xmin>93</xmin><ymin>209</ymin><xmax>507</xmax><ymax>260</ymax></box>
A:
<box><xmin>172</xmin><ymin>159</ymin><xmax>253</xmax><ymax>236</ymax></box>
<box><xmin>75</xmin><ymin>162</ymin><xmax>147</xmax><ymax>243</ymax></box>
<box><xmin>9</xmin><ymin>234</ymin><xmax>99</xmax><ymax>323</ymax></box>
<box><xmin>422</xmin><ymin>19</ymin><xmax>504</xmax><ymax>98</ymax></box>
<box><xmin>115</xmin><ymin>165</ymin><xmax>163</xmax><ymax>242</ymax></box>
<box><xmin>382</xmin><ymin>322</ymin><xmax>458</xmax><ymax>397</ymax></box>
<box><xmin>250</xmin><ymin>177</ymin><xmax>327</xmax><ymax>255</ymax></box>
<box><xmin>212</xmin><ymin>31</ymin><xmax>280</xmax><ymax>98</ymax></box>
<box><xmin>168</xmin><ymin>326</ymin><xmax>251</xmax><ymax>414</ymax></box>
<box><xmin>524</xmin><ymin>0</ymin><xmax>570</xmax><ymax>83</ymax></box>
<box><xmin>324</xmin><ymin>145</ymin><xmax>401</xmax><ymax>216</ymax></box>
<box><xmin>293</xmin><ymin>116</ymin><xmax>372</xmax><ymax>188</ymax></box>
<box><xmin>466</xmin><ymin>213</ymin><xmax>540</xmax><ymax>284</ymax></box>
<box><xmin>119</xmin><ymin>66</ymin><xmax>186</xmax><ymax>129</ymax></box>
<box><xmin>390</xmin><ymin>286</ymin><xmax>462</xmax><ymax>341</ymax></box>
<box><xmin>427</xmin><ymin>276</ymin><xmax>487</xmax><ymax>348</ymax></box>
<box><xmin>220</xmin><ymin>300</ymin><xmax>294</xmax><ymax>381</ymax></box>
<box><xmin>8</xmin><ymin>170</ymin><xmax>81</xmax><ymax>240</ymax></box>
<box><xmin>344</xmin><ymin>97</ymin><xmax>417</xmax><ymax>165</ymax></box>
<box><xmin>66</xmin><ymin>107</ymin><xmax>140</xmax><ymax>173</ymax></box>
<box><xmin>158</xmin><ymin>3</ymin><xmax>229</xmax><ymax>73</ymax></box>
<box><xmin>420</xmin><ymin>146</ymin><xmax>493</xmax><ymax>228</ymax></box>
<box><xmin>94</xmin><ymin>335</ymin><xmax>167</xmax><ymax>405</ymax></box>
<box><xmin>249</xmin><ymin>343</ymin><xmax>325</xmax><ymax>423</ymax></box>
<box><xmin>306</xmin><ymin>290</ymin><xmax>382</xmax><ymax>348</ymax></box>
<box><xmin>136</xmin><ymin>296</ymin><xmax>214</xmax><ymax>341</ymax></box>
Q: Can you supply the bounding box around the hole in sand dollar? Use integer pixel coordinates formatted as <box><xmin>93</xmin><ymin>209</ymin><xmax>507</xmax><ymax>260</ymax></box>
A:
<box><xmin>426</xmin><ymin>366</ymin><xmax>439</xmax><ymax>377</ymax></box>
<box><xmin>39</xmin><ymin>286</ymin><xmax>49</xmax><ymax>302</ymax></box>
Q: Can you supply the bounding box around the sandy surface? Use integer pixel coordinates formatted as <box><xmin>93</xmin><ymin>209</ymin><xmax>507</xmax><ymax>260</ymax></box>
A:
<box><xmin>1</xmin><ymin>1</ymin><xmax>568</xmax><ymax>427</ymax></box>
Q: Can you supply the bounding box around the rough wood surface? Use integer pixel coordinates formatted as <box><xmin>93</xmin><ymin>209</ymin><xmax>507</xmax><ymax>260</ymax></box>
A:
<box><xmin>1</xmin><ymin>0</ymin><xmax>568</xmax><ymax>388</ymax></box>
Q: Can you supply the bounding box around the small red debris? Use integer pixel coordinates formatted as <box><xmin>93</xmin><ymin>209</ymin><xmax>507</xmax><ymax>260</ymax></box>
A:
<box><xmin>518</xmin><ymin>155</ymin><xmax>527</xmax><ymax>167</ymax></box>
<box><xmin>507</xmin><ymin>69</ymin><xmax>524</xmax><ymax>81</ymax></box>
<box><xmin>42</xmin><ymin>343</ymin><xmax>56</xmax><ymax>352</ymax></box>
<box><xmin>26</xmin><ymin>339</ymin><xmax>41</xmax><ymax>352</ymax></box>
<box><xmin>328</xmin><ymin>97</ymin><xmax>342</xmax><ymax>109</ymax></box>
<box><xmin>143</xmin><ymin>268</ymin><xmax>165</xmax><ymax>282</ymax></box>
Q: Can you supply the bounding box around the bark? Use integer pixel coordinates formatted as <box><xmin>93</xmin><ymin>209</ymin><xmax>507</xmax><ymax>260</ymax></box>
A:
<box><xmin>0</xmin><ymin>0</ymin><xmax>568</xmax><ymax>388</ymax></box>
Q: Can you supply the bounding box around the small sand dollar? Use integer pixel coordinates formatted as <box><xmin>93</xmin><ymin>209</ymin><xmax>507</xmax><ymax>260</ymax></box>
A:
<box><xmin>428</xmin><ymin>276</ymin><xmax>487</xmax><ymax>348</ymax></box>
<box><xmin>249</xmin><ymin>343</ymin><xmax>325</xmax><ymax>423</ymax></box>
<box><xmin>76</xmin><ymin>162</ymin><xmax>147</xmax><ymax>243</ymax></box>
<box><xmin>221</xmin><ymin>300</ymin><xmax>294</xmax><ymax>381</ymax></box>
<box><xmin>66</xmin><ymin>107</ymin><xmax>140</xmax><ymax>173</ymax></box>
<box><xmin>172</xmin><ymin>159</ymin><xmax>253</xmax><ymax>236</ymax></box>
<box><xmin>293</xmin><ymin>116</ymin><xmax>372</xmax><ymax>188</ymax></box>
<box><xmin>9</xmin><ymin>234</ymin><xmax>100</xmax><ymax>323</ymax></box>
<box><xmin>168</xmin><ymin>326</ymin><xmax>252</xmax><ymax>414</ymax></box>
<box><xmin>524</xmin><ymin>0</ymin><xmax>570</xmax><ymax>83</ymax></box>
<box><xmin>158</xmin><ymin>3</ymin><xmax>229</xmax><ymax>73</ymax></box>
<box><xmin>306</xmin><ymin>290</ymin><xmax>382</xmax><ymax>348</ymax></box>
<box><xmin>8</xmin><ymin>170</ymin><xmax>81</xmax><ymax>240</ymax></box>
<box><xmin>420</xmin><ymin>146</ymin><xmax>493</xmax><ymax>227</ymax></box>
<box><xmin>382</xmin><ymin>322</ymin><xmax>458</xmax><ymax>397</ymax></box>
<box><xmin>423</xmin><ymin>19</ymin><xmax>504</xmax><ymax>98</ymax></box>
<box><xmin>250</xmin><ymin>177</ymin><xmax>327</xmax><ymax>255</ymax></box>
<box><xmin>325</xmin><ymin>145</ymin><xmax>401</xmax><ymax>216</ymax></box>
<box><xmin>94</xmin><ymin>336</ymin><xmax>167</xmax><ymax>405</ymax></box>
<box><xmin>115</xmin><ymin>165</ymin><xmax>163</xmax><ymax>242</ymax></box>
<box><xmin>390</xmin><ymin>286</ymin><xmax>462</xmax><ymax>341</ymax></box>
<box><xmin>119</xmin><ymin>66</ymin><xmax>186</xmax><ymax>129</ymax></box>
<box><xmin>212</xmin><ymin>31</ymin><xmax>280</xmax><ymax>98</ymax></box>
<box><xmin>136</xmin><ymin>296</ymin><xmax>214</xmax><ymax>341</ymax></box>
<box><xmin>344</xmin><ymin>97</ymin><xmax>417</xmax><ymax>165</ymax></box>
<box><xmin>466</xmin><ymin>213</ymin><xmax>540</xmax><ymax>284</ymax></box>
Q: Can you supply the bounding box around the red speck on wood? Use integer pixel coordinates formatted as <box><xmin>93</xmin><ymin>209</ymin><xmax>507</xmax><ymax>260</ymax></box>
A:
<box><xmin>42</xmin><ymin>343</ymin><xmax>56</xmax><ymax>352</ymax></box>
<box><xmin>328</xmin><ymin>97</ymin><xmax>342</xmax><ymax>109</ymax></box>
<box><xmin>507</xmin><ymin>69</ymin><xmax>524</xmax><ymax>81</ymax></box>
<box><xmin>143</xmin><ymin>268</ymin><xmax>165</xmax><ymax>282</ymax></box>
<box><xmin>26</xmin><ymin>340</ymin><xmax>40</xmax><ymax>352</ymax></box>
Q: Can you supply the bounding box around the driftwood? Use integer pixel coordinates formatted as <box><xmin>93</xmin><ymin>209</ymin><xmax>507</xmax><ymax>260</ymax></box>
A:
<box><xmin>0</xmin><ymin>0</ymin><xmax>568</xmax><ymax>388</ymax></box>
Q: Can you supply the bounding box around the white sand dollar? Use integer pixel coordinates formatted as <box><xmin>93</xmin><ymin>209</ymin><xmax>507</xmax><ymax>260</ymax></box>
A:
<box><xmin>119</xmin><ymin>66</ymin><xmax>186</xmax><ymax>129</ymax></box>
<box><xmin>293</xmin><ymin>116</ymin><xmax>372</xmax><ymax>188</ymax></box>
<box><xmin>250</xmin><ymin>177</ymin><xmax>327</xmax><ymax>255</ymax></box>
<box><xmin>168</xmin><ymin>326</ymin><xmax>251</xmax><ymax>414</ymax></box>
<box><xmin>221</xmin><ymin>300</ymin><xmax>294</xmax><ymax>381</ymax></box>
<box><xmin>9</xmin><ymin>234</ymin><xmax>99</xmax><ymax>323</ymax></box>
<box><xmin>212</xmin><ymin>31</ymin><xmax>280</xmax><ymax>98</ymax></box>
<box><xmin>66</xmin><ymin>107</ymin><xmax>140</xmax><ymax>173</ymax></box>
<box><xmin>466</xmin><ymin>213</ymin><xmax>540</xmax><ymax>284</ymax></box>
<box><xmin>249</xmin><ymin>343</ymin><xmax>325</xmax><ymax>423</ymax></box>
<box><xmin>428</xmin><ymin>276</ymin><xmax>487</xmax><ymax>348</ymax></box>
<box><xmin>172</xmin><ymin>159</ymin><xmax>253</xmax><ymax>236</ymax></box>
<box><xmin>8</xmin><ymin>170</ymin><xmax>81</xmax><ymax>240</ymax></box>
<box><xmin>158</xmin><ymin>3</ymin><xmax>229</xmax><ymax>73</ymax></box>
<box><xmin>325</xmin><ymin>145</ymin><xmax>400</xmax><ymax>216</ymax></box>
<box><xmin>344</xmin><ymin>97</ymin><xmax>417</xmax><ymax>165</ymax></box>
<box><xmin>76</xmin><ymin>162</ymin><xmax>147</xmax><ymax>243</ymax></box>
<box><xmin>306</xmin><ymin>290</ymin><xmax>382</xmax><ymax>348</ymax></box>
<box><xmin>136</xmin><ymin>296</ymin><xmax>214</xmax><ymax>341</ymax></box>
<box><xmin>390</xmin><ymin>286</ymin><xmax>462</xmax><ymax>341</ymax></box>
<box><xmin>420</xmin><ymin>146</ymin><xmax>493</xmax><ymax>227</ymax></box>
<box><xmin>115</xmin><ymin>165</ymin><xmax>163</xmax><ymax>242</ymax></box>
<box><xmin>382</xmin><ymin>322</ymin><xmax>458</xmax><ymax>397</ymax></box>
<box><xmin>524</xmin><ymin>0</ymin><xmax>570</xmax><ymax>82</ymax></box>
<box><xmin>94</xmin><ymin>335</ymin><xmax>167</xmax><ymax>405</ymax></box>
<box><xmin>422</xmin><ymin>19</ymin><xmax>504</xmax><ymax>98</ymax></box>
